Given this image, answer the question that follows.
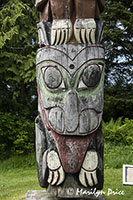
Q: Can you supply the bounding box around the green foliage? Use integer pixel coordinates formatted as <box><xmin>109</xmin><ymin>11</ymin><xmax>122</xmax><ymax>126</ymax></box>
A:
<box><xmin>102</xmin><ymin>0</ymin><xmax>133</xmax><ymax>86</ymax></box>
<box><xmin>0</xmin><ymin>0</ymin><xmax>38</xmax><ymax>119</ymax></box>
<box><xmin>103</xmin><ymin>118</ymin><xmax>133</xmax><ymax>145</ymax></box>
<box><xmin>104</xmin><ymin>142</ymin><xmax>133</xmax><ymax>169</ymax></box>
<box><xmin>102</xmin><ymin>0</ymin><xmax>133</xmax><ymax>121</ymax></box>
<box><xmin>103</xmin><ymin>85</ymin><xmax>133</xmax><ymax>121</ymax></box>
<box><xmin>0</xmin><ymin>112</ymin><xmax>35</xmax><ymax>155</ymax></box>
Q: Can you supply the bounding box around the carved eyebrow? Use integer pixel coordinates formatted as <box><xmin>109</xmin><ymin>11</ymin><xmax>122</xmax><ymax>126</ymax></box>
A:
<box><xmin>37</xmin><ymin>46</ymin><xmax>104</xmax><ymax>62</ymax></box>
<box><xmin>37</xmin><ymin>59</ymin><xmax>104</xmax><ymax>80</ymax></box>
<box><xmin>38</xmin><ymin>60</ymin><xmax>71</xmax><ymax>76</ymax></box>
<box><xmin>72</xmin><ymin>60</ymin><xmax>104</xmax><ymax>79</ymax></box>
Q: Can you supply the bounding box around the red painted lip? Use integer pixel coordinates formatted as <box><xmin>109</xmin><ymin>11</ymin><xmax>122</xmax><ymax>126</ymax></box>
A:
<box><xmin>50</xmin><ymin>129</ymin><xmax>96</xmax><ymax>173</ymax></box>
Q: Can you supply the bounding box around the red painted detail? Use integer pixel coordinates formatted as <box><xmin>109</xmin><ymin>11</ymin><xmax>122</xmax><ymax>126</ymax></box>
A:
<box><xmin>37</xmin><ymin>88</ymin><xmax>51</xmax><ymax>131</ymax></box>
<box><xmin>51</xmin><ymin>129</ymin><xmax>95</xmax><ymax>174</ymax></box>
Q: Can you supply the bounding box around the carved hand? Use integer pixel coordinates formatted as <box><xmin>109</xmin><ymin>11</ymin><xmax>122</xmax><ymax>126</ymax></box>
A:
<box><xmin>47</xmin><ymin>150</ymin><xmax>65</xmax><ymax>186</ymax></box>
<box><xmin>79</xmin><ymin>150</ymin><xmax>98</xmax><ymax>187</ymax></box>
<box><xmin>74</xmin><ymin>18</ymin><xmax>96</xmax><ymax>44</ymax></box>
<box><xmin>51</xmin><ymin>19</ymin><xmax>72</xmax><ymax>45</ymax></box>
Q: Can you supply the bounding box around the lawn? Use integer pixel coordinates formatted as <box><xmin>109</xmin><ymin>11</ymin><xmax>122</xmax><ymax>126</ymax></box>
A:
<box><xmin>0</xmin><ymin>143</ymin><xmax>133</xmax><ymax>200</ymax></box>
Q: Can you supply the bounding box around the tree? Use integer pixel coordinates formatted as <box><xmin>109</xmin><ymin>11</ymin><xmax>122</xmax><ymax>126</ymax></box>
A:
<box><xmin>101</xmin><ymin>0</ymin><xmax>133</xmax><ymax>121</ymax></box>
<box><xmin>102</xmin><ymin>0</ymin><xmax>133</xmax><ymax>87</ymax></box>
<box><xmin>0</xmin><ymin>0</ymin><xmax>39</xmax><ymax>119</ymax></box>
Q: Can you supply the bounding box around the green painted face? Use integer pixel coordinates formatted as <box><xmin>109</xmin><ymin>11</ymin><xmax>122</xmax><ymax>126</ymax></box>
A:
<box><xmin>36</xmin><ymin>44</ymin><xmax>105</xmax><ymax>136</ymax></box>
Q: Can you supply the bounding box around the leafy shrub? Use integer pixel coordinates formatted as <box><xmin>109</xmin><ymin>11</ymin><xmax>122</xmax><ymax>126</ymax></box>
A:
<box><xmin>0</xmin><ymin>112</ymin><xmax>35</xmax><ymax>155</ymax></box>
<box><xmin>104</xmin><ymin>142</ymin><xmax>133</xmax><ymax>168</ymax></box>
<box><xmin>103</xmin><ymin>117</ymin><xmax>133</xmax><ymax>145</ymax></box>
<box><xmin>103</xmin><ymin>96</ymin><xmax>133</xmax><ymax>122</ymax></box>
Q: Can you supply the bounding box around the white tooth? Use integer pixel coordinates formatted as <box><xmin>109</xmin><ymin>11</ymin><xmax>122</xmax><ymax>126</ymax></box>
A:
<box><xmin>79</xmin><ymin>168</ymin><xmax>87</xmax><ymax>187</ymax></box>
<box><xmin>90</xmin><ymin>28</ymin><xmax>96</xmax><ymax>44</ymax></box>
<box><xmin>48</xmin><ymin>170</ymin><xmax>53</xmax><ymax>184</ymax></box>
<box><xmin>56</xmin><ymin>166</ymin><xmax>65</xmax><ymax>186</ymax></box>
<box><xmin>92</xmin><ymin>171</ymin><xmax>98</xmax><ymax>185</ymax></box>
<box><xmin>51</xmin><ymin>171</ymin><xmax>58</xmax><ymax>185</ymax></box>
<box><xmin>51</xmin><ymin>29</ymin><xmax>57</xmax><ymax>45</ymax></box>
<box><xmin>55</xmin><ymin>29</ymin><xmax>61</xmax><ymax>45</ymax></box>
<box><xmin>86</xmin><ymin>172</ymin><xmax>94</xmax><ymax>187</ymax></box>
<box><xmin>68</xmin><ymin>22</ymin><xmax>72</xmax><ymax>42</ymax></box>
<box><xmin>64</xmin><ymin>20</ymin><xmax>72</xmax><ymax>44</ymax></box>
<box><xmin>74</xmin><ymin>28</ymin><xmax>81</xmax><ymax>43</ymax></box>
<box><xmin>63</xmin><ymin>29</ymin><xmax>68</xmax><ymax>44</ymax></box>
<box><xmin>59</xmin><ymin>29</ymin><xmax>65</xmax><ymax>45</ymax></box>
<box><xmin>81</xmin><ymin>29</ymin><xmax>86</xmax><ymax>43</ymax></box>
<box><xmin>86</xmin><ymin>28</ymin><xmax>91</xmax><ymax>44</ymax></box>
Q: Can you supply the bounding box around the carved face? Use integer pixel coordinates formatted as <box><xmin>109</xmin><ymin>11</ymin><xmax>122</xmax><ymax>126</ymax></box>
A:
<box><xmin>36</xmin><ymin>45</ymin><xmax>105</xmax><ymax>136</ymax></box>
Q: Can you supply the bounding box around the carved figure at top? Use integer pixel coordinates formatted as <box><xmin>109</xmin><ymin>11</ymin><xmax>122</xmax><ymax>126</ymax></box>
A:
<box><xmin>35</xmin><ymin>0</ymin><xmax>105</xmax><ymax>45</ymax></box>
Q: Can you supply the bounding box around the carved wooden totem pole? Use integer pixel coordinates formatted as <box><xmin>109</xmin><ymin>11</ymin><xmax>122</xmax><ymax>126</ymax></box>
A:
<box><xmin>35</xmin><ymin>0</ymin><xmax>105</xmax><ymax>199</ymax></box>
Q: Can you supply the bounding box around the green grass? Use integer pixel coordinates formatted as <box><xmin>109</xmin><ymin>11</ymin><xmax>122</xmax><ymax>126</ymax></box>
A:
<box><xmin>0</xmin><ymin>167</ymin><xmax>43</xmax><ymax>200</ymax></box>
<box><xmin>0</xmin><ymin>142</ymin><xmax>133</xmax><ymax>200</ymax></box>
<box><xmin>103</xmin><ymin>168</ymin><xmax>132</xmax><ymax>200</ymax></box>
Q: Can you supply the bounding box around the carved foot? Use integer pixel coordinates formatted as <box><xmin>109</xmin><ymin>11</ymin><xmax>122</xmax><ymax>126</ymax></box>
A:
<box><xmin>79</xmin><ymin>150</ymin><xmax>98</xmax><ymax>187</ymax></box>
<box><xmin>74</xmin><ymin>18</ymin><xmax>96</xmax><ymax>44</ymax></box>
<box><xmin>47</xmin><ymin>150</ymin><xmax>65</xmax><ymax>186</ymax></box>
<box><xmin>51</xmin><ymin>19</ymin><xmax>72</xmax><ymax>45</ymax></box>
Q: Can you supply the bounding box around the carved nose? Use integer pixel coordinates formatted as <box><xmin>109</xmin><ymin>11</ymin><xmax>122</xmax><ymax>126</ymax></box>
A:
<box><xmin>64</xmin><ymin>90</ymin><xmax>79</xmax><ymax>133</ymax></box>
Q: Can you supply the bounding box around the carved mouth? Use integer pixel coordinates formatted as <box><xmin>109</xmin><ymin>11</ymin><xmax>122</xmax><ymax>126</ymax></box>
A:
<box><xmin>38</xmin><ymin>88</ymin><xmax>102</xmax><ymax>136</ymax></box>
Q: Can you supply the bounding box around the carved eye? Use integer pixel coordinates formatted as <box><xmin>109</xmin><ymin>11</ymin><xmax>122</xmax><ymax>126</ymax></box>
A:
<box><xmin>42</xmin><ymin>66</ymin><xmax>65</xmax><ymax>90</ymax></box>
<box><xmin>78</xmin><ymin>64</ymin><xmax>102</xmax><ymax>90</ymax></box>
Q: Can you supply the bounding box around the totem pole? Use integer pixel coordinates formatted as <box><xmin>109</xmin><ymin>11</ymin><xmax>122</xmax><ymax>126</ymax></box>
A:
<box><xmin>35</xmin><ymin>0</ymin><xmax>105</xmax><ymax>199</ymax></box>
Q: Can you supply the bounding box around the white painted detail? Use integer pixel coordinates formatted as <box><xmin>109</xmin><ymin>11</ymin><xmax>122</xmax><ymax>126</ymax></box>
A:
<box><xmin>90</xmin><ymin>28</ymin><xmax>96</xmax><ymax>44</ymax></box>
<box><xmin>79</xmin><ymin>168</ymin><xmax>87</xmax><ymax>187</ymax></box>
<box><xmin>56</xmin><ymin>166</ymin><xmax>65</xmax><ymax>186</ymax></box>
<box><xmin>47</xmin><ymin>150</ymin><xmax>65</xmax><ymax>186</ymax></box>
<box><xmin>85</xmin><ymin>170</ymin><xmax>94</xmax><ymax>186</ymax></box>
<box><xmin>47</xmin><ymin>170</ymin><xmax>53</xmax><ymax>184</ymax></box>
<box><xmin>51</xmin><ymin>19</ymin><xmax>72</xmax><ymax>45</ymax></box>
<box><xmin>47</xmin><ymin>151</ymin><xmax>60</xmax><ymax>170</ymax></box>
<box><xmin>74</xmin><ymin>18</ymin><xmax>96</xmax><ymax>44</ymax></box>
<box><xmin>78</xmin><ymin>79</ymin><xmax>87</xmax><ymax>89</ymax></box>
<box><xmin>37</xmin><ymin>22</ymin><xmax>50</xmax><ymax>45</ymax></box>
<box><xmin>51</xmin><ymin>171</ymin><xmax>58</xmax><ymax>185</ymax></box>
<box><xmin>81</xmin><ymin>29</ymin><xmax>86</xmax><ymax>43</ymax></box>
<box><xmin>82</xmin><ymin>151</ymin><xmax>98</xmax><ymax>170</ymax></box>
<box><xmin>91</xmin><ymin>171</ymin><xmax>98</xmax><ymax>185</ymax></box>
<box><xmin>79</xmin><ymin>150</ymin><xmax>98</xmax><ymax>187</ymax></box>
